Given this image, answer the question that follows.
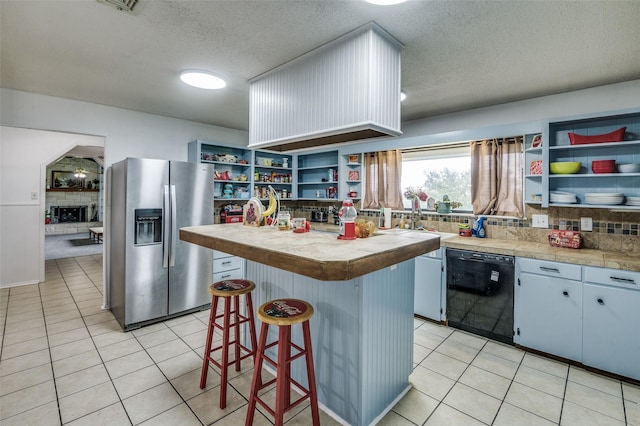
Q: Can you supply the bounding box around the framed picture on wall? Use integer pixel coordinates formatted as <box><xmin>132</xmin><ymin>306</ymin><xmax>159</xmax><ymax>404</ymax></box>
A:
<box><xmin>51</xmin><ymin>170</ymin><xmax>85</xmax><ymax>189</ymax></box>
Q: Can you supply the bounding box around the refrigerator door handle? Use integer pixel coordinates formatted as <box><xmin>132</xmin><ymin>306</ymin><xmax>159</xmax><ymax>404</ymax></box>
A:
<box><xmin>169</xmin><ymin>185</ymin><xmax>177</xmax><ymax>267</ymax></box>
<box><xmin>163</xmin><ymin>185</ymin><xmax>170</xmax><ymax>268</ymax></box>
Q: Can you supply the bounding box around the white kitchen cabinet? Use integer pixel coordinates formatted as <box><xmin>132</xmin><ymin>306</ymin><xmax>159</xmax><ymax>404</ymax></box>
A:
<box><xmin>515</xmin><ymin>258</ymin><xmax>582</xmax><ymax>362</ymax></box>
<box><xmin>213</xmin><ymin>250</ymin><xmax>245</xmax><ymax>282</ymax></box>
<box><xmin>583</xmin><ymin>267</ymin><xmax>640</xmax><ymax>380</ymax></box>
<box><xmin>414</xmin><ymin>248</ymin><xmax>444</xmax><ymax>321</ymax></box>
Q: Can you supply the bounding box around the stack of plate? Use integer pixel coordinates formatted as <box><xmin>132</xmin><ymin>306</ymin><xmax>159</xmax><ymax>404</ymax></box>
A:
<box><xmin>550</xmin><ymin>191</ymin><xmax>577</xmax><ymax>203</ymax></box>
<box><xmin>584</xmin><ymin>193</ymin><xmax>625</xmax><ymax>205</ymax></box>
<box><xmin>626</xmin><ymin>196</ymin><xmax>640</xmax><ymax>206</ymax></box>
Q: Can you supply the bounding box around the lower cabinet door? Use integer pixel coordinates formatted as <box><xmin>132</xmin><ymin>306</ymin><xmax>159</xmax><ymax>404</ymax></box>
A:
<box><xmin>414</xmin><ymin>256</ymin><xmax>442</xmax><ymax>321</ymax></box>
<box><xmin>516</xmin><ymin>272</ymin><xmax>582</xmax><ymax>361</ymax></box>
<box><xmin>583</xmin><ymin>283</ymin><xmax>640</xmax><ymax>380</ymax></box>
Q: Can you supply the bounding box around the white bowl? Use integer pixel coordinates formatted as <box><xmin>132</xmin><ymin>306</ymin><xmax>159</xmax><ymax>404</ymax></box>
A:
<box><xmin>618</xmin><ymin>163</ymin><xmax>640</xmax><ymax>173</ymax></box>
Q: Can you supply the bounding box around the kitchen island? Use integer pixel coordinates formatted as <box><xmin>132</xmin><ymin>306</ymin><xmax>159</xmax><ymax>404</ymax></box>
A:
<box><xmin>180</xmin><ymin>224</ymin><xmax>440</xmax><ymax>426</ymax></box>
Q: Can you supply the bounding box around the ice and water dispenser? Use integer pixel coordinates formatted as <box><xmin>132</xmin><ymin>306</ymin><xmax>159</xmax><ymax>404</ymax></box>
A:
<box><xmin>134</xmin><ymin>208</ymin><xmax>163</xmax><ymax>245</ymax></box>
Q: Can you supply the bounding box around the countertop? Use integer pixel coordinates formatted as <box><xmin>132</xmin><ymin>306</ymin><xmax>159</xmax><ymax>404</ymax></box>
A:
<box><xmin>180</xmin><ymin>224</ymin><xmax>440</xmax><ymax>281</ymax></box>
<box><xmin>442</xmin><ymin>236</ymin><xmax>640</xmax><ymax>272</ymax></box>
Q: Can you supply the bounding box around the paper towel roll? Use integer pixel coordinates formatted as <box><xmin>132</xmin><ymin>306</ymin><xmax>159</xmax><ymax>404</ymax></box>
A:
<box><xmin>383</xmin><ymin>208</ymin><xmax>392</xmax><ymax>229</ymax></box>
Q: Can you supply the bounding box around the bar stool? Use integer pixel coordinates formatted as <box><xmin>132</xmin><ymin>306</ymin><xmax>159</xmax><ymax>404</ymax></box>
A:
<box><xmin>245</xmin><ymin>298</ymin><xmax>320</xmax><ymax>426</ymax></box>
<box><xmin>200</xmin><ymin>279</ymin><xmax>258</xmax><ymax>409</ymax></box>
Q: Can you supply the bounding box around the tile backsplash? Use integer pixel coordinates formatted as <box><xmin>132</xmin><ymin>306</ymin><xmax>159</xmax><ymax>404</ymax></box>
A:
<box><xmin>277</xmin><ymin>201</ymin><xmax>640</xmax><ymax>254</ymax></box>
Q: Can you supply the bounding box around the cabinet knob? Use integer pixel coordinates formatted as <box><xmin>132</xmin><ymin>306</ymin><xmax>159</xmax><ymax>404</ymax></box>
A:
<box><xmin>562</xmin><ymin>291</ymin><xmax>569</xmax><ymax>297</ymax></box>
<box><xmin>597</xmin><ymin>298</ymin><xmax>604</xmax><ymax>305</ymax></box>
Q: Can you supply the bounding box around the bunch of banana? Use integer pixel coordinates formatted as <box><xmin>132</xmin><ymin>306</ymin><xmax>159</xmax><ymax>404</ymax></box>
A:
<box><xmin>262</xmin><ymin>192</ymin><xmax>277</xmax><ymax>217</ymax></box>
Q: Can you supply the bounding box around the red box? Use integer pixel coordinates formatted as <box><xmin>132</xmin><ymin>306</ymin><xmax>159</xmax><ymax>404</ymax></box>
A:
<box><xmin>548</xmin><ymin>230</ymin><xmax>582</xmax><ymax>249</ymax></box>
<box><xmin>224</xmin><ymin>215</ymin><xmax>242</xmax><ymax>224</ymax></box>
<box><xmin>568</xmin><ymin>127</ymin><xmax>626</xmax><ymax>145</ymax></box>
<box><xmin>529</xmin><ymin>160</ymin><xmax>542</xmax><ymax>175</ymax></box>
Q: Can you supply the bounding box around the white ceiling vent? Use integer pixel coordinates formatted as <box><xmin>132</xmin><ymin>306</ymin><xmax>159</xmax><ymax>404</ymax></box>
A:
<box><xmin>97</xmin><ymin>0</ymin><xmax>138</xmax><ymax>13</ymax></box>
<box><xmin>249</xmin><ymin>22</ymin><xmax>403</xmax><ymax>152</ymax></box>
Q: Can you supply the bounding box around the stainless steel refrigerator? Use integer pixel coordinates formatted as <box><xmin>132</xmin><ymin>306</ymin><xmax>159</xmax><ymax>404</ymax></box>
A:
<box><xmin>109</xmin><ymin>158</ymin><xmax>214</xmax><ymax>330</ymax></box>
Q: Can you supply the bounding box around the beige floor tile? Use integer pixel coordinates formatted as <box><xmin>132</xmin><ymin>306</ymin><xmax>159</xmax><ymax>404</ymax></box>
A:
<box><xmin>82</xmin><ymin>310</ymin><xmax>116</xmax><ymax>326</ymax></box>
<box><xmin>92</xmin><ymin>330</ymin><xmax>133</xmax><ymax>348</ymax></box>
<box><xmin>564</xmin><ymin>380</ymin><xmax>625</xmax><ymax>422</ymax></box>
<box><xmin>1</xmin><ymin>336</ymin><xmax>49</xmax><ymax>360</ymax></box>
<box><xmin>187</xmin><ymin>384</ymin><xmax>248</xmax><ymax>425</ymax></box>
<box><xmin>0</xmin><ymin>349</ymin><xmax>51</xmax><ymax>377</ymax></box>
<box><xmin>131</xmin><ymin>322</ymin><xmax>168</xmax><ymax>337</ymax></box>
<box><xmin>146</xmin><ymin>338</ymin><xmax>192</xmax><ymax>363</ymax></box>
<box><xmin>211</xmin><ymin>403</ymin><xmax>272</xmax><ymax>425</ymax></box>
<box><xmin>59</xmin><ymin>381</ymin><xmax>120</xmax><ymax>424</ymax></box>
<box><xmin>409</xmin><ymin>365</ymin><xmax>455</xmax><ymax>401</ymax></box>
<box><xmin>87</xmin><ymin>318</ymin><xmax>122</xmax><ymax>336</ymax></box>
<box><xmin>5</xmin><ymin>309</ymin><xmax>43</xmax><ymax>324</ymax></box>
<box><xmin>44</xmin><ymin>309</ymin><xmax>82</xmax><ymax>325</ymax></box>
<box><xmin>435</xmin><ymin>340</ymin><xmax>480</xmax><ymax>364</ymax></box>
<box><xmin>493</xmin><ymin>402</ymin><xmax>556</xmax><ymax>426</ymax></box>
<box><xmin>447</xmin><ymin>330</ymin><xmax>488</xmax><ymax>350</ymax></box>
<box><xmin>135</xmin><ymin>328</ymin><xmax>179</xmax><ymax>348</ymax></box>
<box><xmin>376</xmin><ymin>410</ymin><xmax>416</xmax><ymax>426</ymax></box>
<box><xmin>228</xmin><ymin>366</ymin><xmax>275</xmax><ymax>400</ymax></box>
<box><xmin>626</xmin><ymin>397</ymin><xmax>640</xmax><ymax>425</ymax></box>
<box><xmin>254</xmin><ymin>385</ymin><xmax>309</xmax><ymax>423</ymax></box>
<box><xmin>413</xmin><ymin>343</ymin><xmax>432</xmax><ymax>365</ymax></box>
<box><xmin>181</xmin><ymin>328</ymin><xmax>208</xmax><ymax>351</ymax></box>
<box><xmin>156</xmin><ymin>351</ymin><xmax>203</xmax><ymax>380</ymax></box>
<box><xmin>104</xmin><ymin>350</ymin><xmax>155</xmax><ymax>379</ymax></box>
<box><xmin>168</xmin><ymin>318</ymin><xmax>208</xmax><ymax>337</ymax></box>
<box><xmin>392</xmin><ymin>388</ymin><xmax>439</xmax><ymax>425</ymax></box>
<box><xmin>122</xmin><ymin>382</ymin><xmax>182</xmax><ymax>425</ymax></box>
<box><xmin>458</xmin><ymin>365</ymin><xmax>511</xmax><ymax>400</ymax></box>
<box><xmin>568</xmin><ymin>365</ymin><xmax>622</xmax><ymax>397</ymax></box>
<box><xmin>113</xmin><ymin>365</ymin><xmax>168</xmax><ymax>399</ymax></box>
<box><xmin>52</xmin><ymin>349</ymin><xmax>102</xmax><ymax>378</ymax></box>
<box><xmin>164</xmin><ymin>314</ymin><xmax>198</xmax><ymax>328</ymax></box>
<box><xmin>46</xmin><ymin>318</ymin><xmax>86</xmax><ymax>337</ymax></box>
<box><xmin>170</xmin><ymin>367</ymin><xmax>219</xmax><ymax>401</ymax></box>
<box><xmin>444</xmin><ymin>382</ymin><xmax>501</xmax><ymax>424</ymax></box>
<box><xmin>50</xmin><ymin>337</ymin><xmax>95</xmax><ymax>361</ymax></box>
<box><xmin>56</xmin><ymin>364</ymin><xmax>110</xmax><ymax>398</ymax></box>
<box><xmin>414</xmin><ymin>329</ymin><xmax>447</xmax><ymax>350</ymax></box>
<box><xmin>4</xmin><ymin>317</ymin><xmax>45</xmax><ymax>334</ymax></box>
<box><xmin>521</xmin><ymin>352</ymin><xmax>569</xmax><ymax>379</ymax></box>
<box><xmin>625</xmin><ymin>382</ymin><xmax>640</xmax><ymax>403</ymax></box>
<box><xmin>79</xmin><ymin>304</ymin><xmax>105</xmax><ymax>317</ymax></box>
<box><xmin>0</xmin><ymin>363</ymin><xmax>53</xmax><ymax>396</ymax></box>
<box><xmin>0</xmin><ymin>401</ymin><xmax>60</xmax><ymax>426</ymax></box>
<box><xmin>138</xmin><ymin>402</ymin><xmax>201</xmax><ymax>426</ymax></box>
<box><xmin>48</xmin><ymin>326</ymin><xmax>91</xmax><ymax>347</ymax></box>
<box><xmin>2</xmin><ymin>326</ymin><xmax>47</xmax><ymax>346</ymax></box>
<box><xmin>472</xmin><ymin>351</ymin><xmax>519</xmax><ymax>380</ymax></box>
<box><xmin>65</xmin><ymin>402</ymin><xmax>131</xmax><ymax>426</ymax></box>
<box><xmin>97</xmin><ymin>337</ymin><xmax>144</xmax><ymax>362</ymax></box>
<box><xmin>514</xmin><ymin>364</ymin><xmax>567</xmax><ymax>398</ymax></box>
<box><xmin>420</xmin><ymin>350</ymin><xmax>468</xmax><ymax>381</ymax></box>
<box><xmin>481</xmin><ymin>340</ymin><xmax>525</xmax><ymax>364</ymax></box>
<box><xmin>425</xmin><ymin>403</ymin><xmax>486</xmax><ymax>426</ymax></box>
<box><xmin>505</xmin><ymin>382</ymin><xmax>563</xmax><ymax>423</ymax></box>
<box><xmin>560</xmin><ymin>400</ymin><xmax>625</xmax><ymax>426</ymax></box>
<box><xmin>0</xmin><ymin>380</ymin><xmax>57</xmax><ymax>420</ymax></box>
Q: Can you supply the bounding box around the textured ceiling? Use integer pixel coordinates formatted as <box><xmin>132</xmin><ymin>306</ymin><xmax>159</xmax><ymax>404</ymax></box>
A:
<box><xmin>1</xmin><ymin>0</ymin><xmax>639</xmax><ymax>132</ymax></box>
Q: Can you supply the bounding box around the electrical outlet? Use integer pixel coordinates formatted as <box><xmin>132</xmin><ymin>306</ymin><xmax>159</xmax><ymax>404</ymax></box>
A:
<box><xmin>31</xmin><ymin>192</ymin><xmax>38</xmax><ymax>200</ymax></box>
<box><xmin>581</xmin><ymin>217</ymin><xmax>593</xmax><ymax>232</ymax></box>
<box><xmin>532</xmin><ymin>214</ymin><xmax>549</xmax><ymax>228</ymax></box>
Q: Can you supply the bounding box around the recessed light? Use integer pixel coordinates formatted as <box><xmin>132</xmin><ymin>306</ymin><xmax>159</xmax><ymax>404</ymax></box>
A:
<box><xmin>179</xmin><ymin>70</ymin><xmax>227</xmax><ymax>90</ymax></box>
<box><xmin>364</xmin><ymin>0</ymin><xmax>408</xmax><ymax>5</ymax></box>
<box><xmin>401</xmin><ymin>91</ymin><xmax>407</xmax><ymax>102</ymax></box>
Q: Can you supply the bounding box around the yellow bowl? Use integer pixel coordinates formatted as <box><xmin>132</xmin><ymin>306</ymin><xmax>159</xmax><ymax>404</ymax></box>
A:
<box><xmin>550</xmin><ymin>162</ymin><xmax>581</xmax><ymax>174</ymax></box>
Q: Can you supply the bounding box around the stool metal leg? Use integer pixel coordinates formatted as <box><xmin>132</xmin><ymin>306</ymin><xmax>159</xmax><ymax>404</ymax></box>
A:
<box><xmin>303</xmin><ymin>320</ymin><xmax>320</xmax><ymax>426</ymax></box>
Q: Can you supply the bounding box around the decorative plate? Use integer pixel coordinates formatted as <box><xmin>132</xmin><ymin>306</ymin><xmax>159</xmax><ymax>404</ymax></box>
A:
<box><xmin>532</xmin><ymin>134</ymin><xmax>542</xmax><ymax>148</ymax></box>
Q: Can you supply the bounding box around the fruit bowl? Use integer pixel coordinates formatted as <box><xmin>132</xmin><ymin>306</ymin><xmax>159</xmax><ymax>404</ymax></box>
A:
<box><xmin>550</xmin><ymin>162</ymin><xmax>581</xmax><ymax>174</ymax></box>
<box><xmin>618</xmin><ymin>163</ymin><xmax>640</xmax><ymax>173</ymax></box>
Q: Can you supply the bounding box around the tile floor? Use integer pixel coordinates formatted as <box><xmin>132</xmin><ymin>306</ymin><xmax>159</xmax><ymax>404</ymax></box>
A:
<box><xmin>1</xmin><ymin>255</ymin><xmax>639</xmax><ymax>425</ymax></box>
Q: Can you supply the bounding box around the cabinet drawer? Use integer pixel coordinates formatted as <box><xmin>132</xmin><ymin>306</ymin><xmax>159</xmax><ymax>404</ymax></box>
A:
<box><xmin>213</xmin><ymin>249</ymin><xmax>234</xmax><ymax>260</ymax></box>
<box><xmin>517</xmin><ymin>257</ymin><xmax>581</xmax><ymax>281</ymax></box>
<box><xmin>584</xmin><ymin>267</ymin><xmax>639</xmax><ymax>290</ymax></box>
<box><xmin>213</xmin><ymin>269</ymin><xmax>244</xmax><ymax>282</ymax></box>
<box><xmin>214</xmin><ymin>256</ymin><xmax>244</xmax><ymax>272</ymax></box>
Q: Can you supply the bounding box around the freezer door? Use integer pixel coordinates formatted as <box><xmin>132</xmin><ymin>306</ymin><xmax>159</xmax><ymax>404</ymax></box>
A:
<box><xmin>168</xmin><ymin>161</ymin><xmax>215</xmax><ymax>314</ymax></box>
<box><xmin>124</xmin><ymin>158</ymin><xmax>170</xmax><ymax>325</ymax></box>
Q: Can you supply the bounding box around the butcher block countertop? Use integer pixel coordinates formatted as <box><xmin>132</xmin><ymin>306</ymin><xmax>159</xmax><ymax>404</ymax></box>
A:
<box><xmin>180</xmin><ymin>224</ymin><xmax>440</xmax><ymax>281</ymax></box>
<box><xmin>443</xmin><ymin>236</ymin><xmax>640</xmax><ymax>272</ymax></box>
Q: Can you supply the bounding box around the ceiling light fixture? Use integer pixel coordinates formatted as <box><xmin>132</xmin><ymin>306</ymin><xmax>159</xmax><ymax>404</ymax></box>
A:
<box><xmin>179</xmin><ymin>70</ymin><xmax>227</xmax><ymax>90</ymax></box>
<box><xmin>364</xmin><ymin>0</ymin><xmax>409</xmax><ymax>5</ymax></box>
<box><xmin>74</xmin><ymin>158</ymin><xmax>87</xmax><ymax>178</ymax></box>
<box><xmin>401</xmin><ymin>91</ymin><xmax>407</xmax><ymax>102</ymax></box>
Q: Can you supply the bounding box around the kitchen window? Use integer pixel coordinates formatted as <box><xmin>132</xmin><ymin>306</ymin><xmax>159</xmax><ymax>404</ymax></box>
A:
<box><xmin>401</xmin><ymin>143</ymin><xmax>473</xmax><ymax>211</ymax></box>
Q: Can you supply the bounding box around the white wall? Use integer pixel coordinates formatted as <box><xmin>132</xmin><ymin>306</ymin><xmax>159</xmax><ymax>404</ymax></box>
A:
<box><xmin>0</xmin><ymin>88</ymin><xmax>249</xmax><ymax>288</ymax></box>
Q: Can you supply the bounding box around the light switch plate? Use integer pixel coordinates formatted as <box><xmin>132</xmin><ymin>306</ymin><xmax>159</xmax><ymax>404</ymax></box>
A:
<box><xmin>532</xmin><ymin>214</ymin><xmax>549</xmax><ymax>228</ymax></box>
<box><xmin>581</xmin><ymin>217</ymin><xmax>593</xmax><ymax>232</ymax></box>
<box><xmin>31</xmin><ymin>192</ymin><xmax>38</xmax><ymax>200</ymax></box>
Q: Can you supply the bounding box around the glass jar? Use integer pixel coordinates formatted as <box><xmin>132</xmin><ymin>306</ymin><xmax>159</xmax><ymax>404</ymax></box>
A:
<box><xmin>277</xmin><ymin>212</ymin><xmax>290</xmax><ymax>231</ymax></box>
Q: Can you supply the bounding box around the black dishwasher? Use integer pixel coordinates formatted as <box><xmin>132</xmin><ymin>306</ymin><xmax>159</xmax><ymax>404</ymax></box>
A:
<box><xmin>445</xmin><ymin>248</ymin><xmax>514</xmax><ymax>344</ymax></box>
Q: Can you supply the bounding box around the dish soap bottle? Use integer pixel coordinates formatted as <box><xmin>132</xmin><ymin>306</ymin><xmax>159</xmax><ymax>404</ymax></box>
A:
<box><xmin>476</xmin><ymin>216</ymin><xmax>486</xmax><ymax>238</ymax></box>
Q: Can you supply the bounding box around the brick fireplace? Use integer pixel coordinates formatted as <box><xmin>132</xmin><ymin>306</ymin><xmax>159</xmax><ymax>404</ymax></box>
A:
<box><xmin>51</xmin><ymin>205</ymin><xmax>88</xmax><ymax>223</ymax></box>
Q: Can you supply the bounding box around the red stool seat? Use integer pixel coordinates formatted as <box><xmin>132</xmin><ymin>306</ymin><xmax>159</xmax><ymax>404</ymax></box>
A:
<box><xmin>245</xmin><ymin>298</ymin><xmax>319</xmax><ymax>426</ymax></box>
<box><xmin>200</xmin><ymin>279</ymin><xmax>258</xmax><ymax>409</ymax></box>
